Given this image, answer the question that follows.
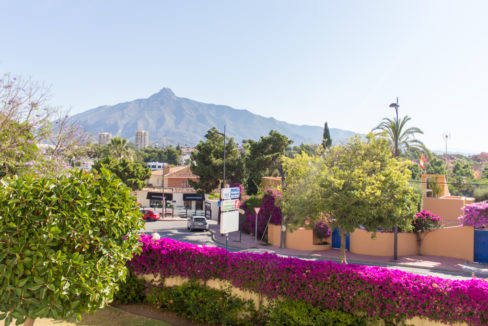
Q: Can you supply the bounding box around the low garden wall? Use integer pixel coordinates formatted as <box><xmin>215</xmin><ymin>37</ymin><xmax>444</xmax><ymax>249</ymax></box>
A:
<box><xmin>421</xmin><ymin>225</ymin><xmax>474</xmax><ymax>261</ymax></box>
<box><xmin>350</xmin><ymin>229</ymin><xmax>417</xmax><ymax>256</ymax></box>
<box><xmin>349</xmin><ymin>226</ymin><xmax>474</xmax><ymax>262</ymax></box>
<box><xmin>268</xmin><ymin>223</ymin><xmax>331</xmax><ymax>251</ymax></box>
<box><xmin>130</xmin><ymin>235</ymin><xmax>488</xmax><ymax>325</ymax></box>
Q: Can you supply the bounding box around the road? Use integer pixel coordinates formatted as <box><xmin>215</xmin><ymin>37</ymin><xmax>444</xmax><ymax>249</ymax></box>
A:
<box><xmin>144</xmin><ymin>219</ymin><xmax>472</xmax><ymax>281</ymax></box>
<box><xmin>143</xmin><ymin>219</ymin><xmax>219</xmax><ymax>248</ymax></box>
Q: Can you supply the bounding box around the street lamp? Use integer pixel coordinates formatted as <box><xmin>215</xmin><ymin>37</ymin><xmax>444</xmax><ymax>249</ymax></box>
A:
<box><xmin>390</xmin><ymin>97</ymin><xmax>399</xmax><ymax>261</ymax></box>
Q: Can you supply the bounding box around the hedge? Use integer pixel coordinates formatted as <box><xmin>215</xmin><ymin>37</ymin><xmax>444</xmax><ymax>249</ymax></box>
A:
<box><xmin>129</xmin><ymin>235</ymin><xmax>488</xmax><ymax>325</ymax></box>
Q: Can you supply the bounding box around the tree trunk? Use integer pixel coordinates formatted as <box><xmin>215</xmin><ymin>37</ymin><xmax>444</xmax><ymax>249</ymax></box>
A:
<box><xmin>340</xmin><ymin>229</ymin><xmax>347</xmax><ymax>264</ymax></box>
<box><xmin>415</xmin><ymin>232</ymin><xmax>422</xmax><ymax>256</ymax></box>
<box><xmin>24</xmin><ymin>318</ymin><xmax>35</xmax><ymax>326</ymax></box>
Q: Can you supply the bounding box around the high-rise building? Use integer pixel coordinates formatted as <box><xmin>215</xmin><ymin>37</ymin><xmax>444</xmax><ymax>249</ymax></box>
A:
<box><xmin>135</xmin><ymin>130</ymin><xmax>149</xmax><ymax>150</ymax></box>
<box><xmin>98</xmin><ymin>132</ymin><xmax>112</xmax><ymax>145</ymax></box>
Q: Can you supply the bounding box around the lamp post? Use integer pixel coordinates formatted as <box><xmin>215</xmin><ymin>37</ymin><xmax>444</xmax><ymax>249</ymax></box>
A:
<box><xmin>389</xmin><ymin>97</ymin><xmax>400</xmax><ymax>261</ymax></box>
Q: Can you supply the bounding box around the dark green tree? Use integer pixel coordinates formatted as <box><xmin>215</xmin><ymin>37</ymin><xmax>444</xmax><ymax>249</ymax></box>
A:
<box><xmin>189</xmin><ymin>127</ymin><xmax>244</xmax><ymax>194</ymax></box>
<box><xmin>483</xmin><ymin>165</ymin><xmax>488</xmax><ymax>179</ymax></box>
<box><xmin>138</xmin><ymin>146</ymin><xmax>180</xmax><ymax>165</ymax></box>
<box><xmin>449</xmin><ymin>161</ymin><xmax>475</xmax><ymax>196</ymax></box>
<box><xmin>92</xmin><ymin>157</ymin><xmax>151</xmax><ymax>190</ymax></box>
<box><xmin>322</xmin><ymin>122</ymin><xmax>332</xmax><ymax>149</ymax></box>
<box><xmin>244</xmin><ymin>130</ymin><xmax>293</xmax><ymax>195</ymax></box>
<box><xmin>426</xmin><ymin>157</ymin><xmax>447</xmax><ymax>175</ymax></box>
<box><xmin>408</xmin><ymin>161</ymin><xmax>422</xmax><ymax>180</ymax></box>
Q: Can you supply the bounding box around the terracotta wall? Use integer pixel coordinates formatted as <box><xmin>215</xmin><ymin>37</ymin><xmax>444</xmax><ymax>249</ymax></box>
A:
<box><xmin>166</xmin><ymin>177</ymin><xmax>198</xmax><ymax>188</ymax></box>
<box><xmin>261</xmin><ymin>177</ymin><xmax>282</xmax><ymax>192</ymax></box>
<box><xmin>349</xmin><ymin>226</ymin><xmax>474</xmax><ymax>262</ymax></box>
<box><xmin>268</xmin><ymin>224</ymin><xmax>331</xmax><ymax>251</ymax></box>
<box><xmin>421</xmin><ymin>174</ymin><xmax>450</xmax><ymax>197</ymax></box>
<box><xmin>268</xmin><ymin>224</ymin><xmax>281</xmax><ymax>247</ymax></box>
<box><xmin>421</xmin><ymin>226</ymin><xmax>474</xmax><ymax>262</ymax></box>
<box><xmin>423</xmin><ymin>197</ymin><xmax>474</xmax><ymax>224</ymax></box>
<box><xmin>350</xmin><ymin>229</ymin><xmax>417</xmax><ymax>257</ymax></box>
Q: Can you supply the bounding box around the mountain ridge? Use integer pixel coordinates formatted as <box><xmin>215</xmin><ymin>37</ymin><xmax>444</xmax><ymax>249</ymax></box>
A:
<box><xmin>69</xmin><ymin>88</ymin><xmax>358</xmax><ymax>146</ymax></box>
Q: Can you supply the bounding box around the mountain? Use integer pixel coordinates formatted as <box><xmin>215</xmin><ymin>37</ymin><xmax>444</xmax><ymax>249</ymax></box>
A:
<box><xmin>69</xmin><ymin>88</ymin><xmax>358</xmax><ymax>146</ymax></box>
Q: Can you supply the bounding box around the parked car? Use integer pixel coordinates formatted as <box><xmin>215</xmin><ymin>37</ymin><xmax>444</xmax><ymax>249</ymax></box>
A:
<box><xmin>187</xmin><ymin>215</ymin><xmax>209</xmax><ymax>231</ymax></box>
<box><xmin>140</xmin><ymin>208</ymin><xmax>161</xmax><ymax>221</ymax></box>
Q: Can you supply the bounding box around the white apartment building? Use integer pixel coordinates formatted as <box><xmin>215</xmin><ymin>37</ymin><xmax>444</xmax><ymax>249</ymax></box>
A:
<box><xmin>98</xmin><ymin>132</ymin><xmax>112</xmax><ymax>145</ymax></box>
<box><xmin>135</xmin><ymin>130</ymin><xmax>149</xmax><ymax>150</ymax></box>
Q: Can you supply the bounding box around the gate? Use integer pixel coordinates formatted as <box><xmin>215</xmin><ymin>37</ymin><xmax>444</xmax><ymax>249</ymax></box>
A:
<box><xmin>331</xmin><ymin>228</ymin><xmax>350</xmax><ymax>250</ymax></box>
<box><xmin>474</xmin><ymin>229</ymin><xmax>488</xmax><ymax>263</ymax></box>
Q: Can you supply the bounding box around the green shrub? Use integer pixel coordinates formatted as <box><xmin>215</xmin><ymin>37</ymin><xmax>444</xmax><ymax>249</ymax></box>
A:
<box><xmin>265</xmin><ymin>300</ymin><xmax>369</xmax><ymax>326</ymax></box>
<box><xmin>147</xmin><ymin>281</ymin><xmax>260</xmax><ymax>325</ymax></box>
<box><xmin>144</xmin><ymin>281</ymin><xmax>373</xmax><ymax>326</ymax></box>
<box><xmin>0</xmin><ymin>169</ymin><xmax>143</xmax><ymax>325</ymax></box>
<box><xmin>114</xmin><ymin>271</ymin><xmax>147</xmax><ymax>304</ymax></box>
<box><xmin>474</xmin><ymin>186</ymin><xmax>488</xmax><ymax>202</ymax></box>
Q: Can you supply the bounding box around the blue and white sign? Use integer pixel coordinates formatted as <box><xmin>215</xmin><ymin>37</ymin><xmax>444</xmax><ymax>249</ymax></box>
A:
<box><xmin>221</xmin><ymin>187</ymin><xmax>240</xmax><ymax>200</ymax></box>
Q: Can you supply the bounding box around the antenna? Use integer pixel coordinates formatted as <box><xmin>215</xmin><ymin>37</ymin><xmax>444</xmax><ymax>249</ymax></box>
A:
<box><xmin>442</xmin><ymin>132</ymin><xmax>451</xmax><ymax>155</ymax></box>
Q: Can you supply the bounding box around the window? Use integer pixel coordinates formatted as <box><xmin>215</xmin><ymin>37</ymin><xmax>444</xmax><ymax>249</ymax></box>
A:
<box><xmin>181</xmin><ymin>181</ymin><xmax>189</xmax><ymax>188</ymax></box>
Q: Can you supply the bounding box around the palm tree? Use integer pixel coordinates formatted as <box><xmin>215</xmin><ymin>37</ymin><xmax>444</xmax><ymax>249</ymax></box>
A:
<box><xmin>373</xmin><ymin>100</ymin><xmax>429</xmax><ymax>158</ymax></box>
<box><xmin>373</xmin><ymin>98</ymin><xmax>430</xmax><ymax>262</ymax></box>
<box><xmin>107</xmin><ymin>137</ymin><xmax>133</xmax><ymax>160</ymax></box>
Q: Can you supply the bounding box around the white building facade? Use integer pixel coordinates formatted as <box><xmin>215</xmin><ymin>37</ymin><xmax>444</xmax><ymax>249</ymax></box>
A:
<box><xmin>135</xmin><ymin>130</ymin><xmax>149</xmax><ymax>150</ymax></box>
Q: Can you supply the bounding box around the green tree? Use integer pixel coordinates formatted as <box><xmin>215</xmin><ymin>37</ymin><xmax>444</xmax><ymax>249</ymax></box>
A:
<box><xmin>322</xmin><ymin>121</ymin><xmax>332</xmax><ymax>149</ymax></box>
<box><xmin>408</xmin><ymin>161</ymin><xmax>422</xmax><ymax>180</ymax></box>
<box><xmin>0</xmin><ymin>169</ymin><xmax>143</xmax><ymax>326</ymax></box>
<box><xmin>450</xmin><ymin>161</ymin><xmax>475</xmax><ymax>196</ymax></box>
<box><xmin>282</xmin><ymin>135</ymin><xmax>417</xmax><ymax>263</ymax></box>
<box><xmin>244</xmin><ymin>130</ymin><xmax>292</xmax><ymax>195</ymax></box>
<box><xmin>92</xmin><ymin>157</ymin><xmax>151</xmax><ymax>190</ymax></box>
<box><xmin>138</xmin><ymin>146</ymin><xmax>180</xmax><ymax>165</ymax></box>
<box><xmin>285</xmin><ymin>144</ymin><xmax>319</xmax><ymax>158</ymax></box>
<box><xmin>483</xmin><ymin>165</ymin><xmax>488</xmax><ymax>179</ymax></box>
<box><xmin>426</xmin><ymin>157</ymin><xmax>447</xmax><ymax>175</ymax></box>
<box><xmin>189</xmin><ymin>127</ymin><xmax>244</xmax><ymax>194</ymax></box>
<box><xmin>106</xmin><ymin>137</ymin><xmax>134</xmax><ymax>160</ymax></box>
<box><xmin>373</xmin><ymin>101</ymin><xmax>429</xmax><ymax>158</ymax></box>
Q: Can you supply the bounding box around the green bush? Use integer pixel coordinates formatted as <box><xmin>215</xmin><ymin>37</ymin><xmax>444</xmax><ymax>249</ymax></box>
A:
<box><xmin>474</xmin><ymin>186</ymin><xmax>488</xmax><ymax>202</ymax></box>
<box><xmin>143</xmin><ymin>281</ymin><xmax>373</xmax><ymax>326</ymax></box>
<box><xmin>0</xmin><ymin>169</ymin><xmax>143</xmax><ymax>325</ymax></box>
<box><xmin>265</xmin><ymin>300</ymin><xmax>369</xmax><ymax>326</ymax></box>
<box><xmin>146</xmin><ymin>281</ymin><xmax>260</xmax><ymax>325</ymax></box>
<box><xmin>114</xmin><ymin>271</ymin><xmax>147</xmax><ymax>304</ymax></box>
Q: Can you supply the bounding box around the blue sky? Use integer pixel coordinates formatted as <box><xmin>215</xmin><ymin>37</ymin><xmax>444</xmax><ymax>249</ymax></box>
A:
<box><xmin>1</xmin><ymin>1</ymin><xmax>487</xmax><ymax>153</ymax></box>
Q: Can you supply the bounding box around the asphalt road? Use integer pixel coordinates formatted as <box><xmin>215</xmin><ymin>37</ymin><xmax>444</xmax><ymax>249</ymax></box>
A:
<box><xmin>144</xmin><ymin>219</ymin><xmax>219</xmax><ymax>248</ymax></box>
<box><xmin>144</xmin><ymin>219</ymin><xmax>472</xmax><ymax>281</ymax></box>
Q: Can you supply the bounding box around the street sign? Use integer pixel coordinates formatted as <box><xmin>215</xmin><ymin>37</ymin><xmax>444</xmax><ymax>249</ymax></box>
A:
<box><xmin>220</xmin><ymin>210</ymin><xmax>239</xmax><ymax>234</ymax></box>
<box><xmin>221</xmin><ymin>187</ymin><xmax>240</xmax><ymax>200</ymax></box>
<box><xmin>221</xmin><ymin>199</ymin><xmax>240</xmax><ymax>212</ymax></box>
<box><xmin>254</xmin><ymin>207</ymin><xmax>261</xmax><ymax>215</ymax></box>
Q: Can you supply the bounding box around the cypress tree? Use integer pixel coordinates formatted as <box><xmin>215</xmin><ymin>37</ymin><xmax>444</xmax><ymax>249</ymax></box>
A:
<box><xmin>322</xmin><ymin>122</ymin><xmax>332</xmax><ymax>149</ymax></box>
